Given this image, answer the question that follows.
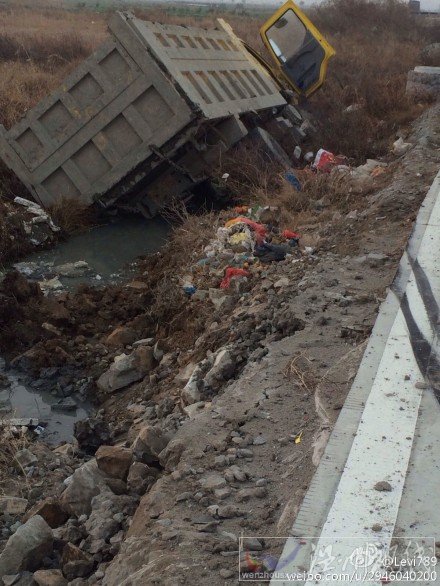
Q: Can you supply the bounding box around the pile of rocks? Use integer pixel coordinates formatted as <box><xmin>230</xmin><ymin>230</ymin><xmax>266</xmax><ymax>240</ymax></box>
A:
<box><xmin>0</xmin><ymin>422</ymin><xmax>175</xmax><ymax>585</ymax></box>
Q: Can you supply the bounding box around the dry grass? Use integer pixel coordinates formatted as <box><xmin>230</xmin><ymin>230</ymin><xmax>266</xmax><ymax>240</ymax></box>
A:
<box><xmin>48</xmin><ymin>197</ymin><xmax>93</xmax><ymax>234</ymax></box>
<box><xmin>0</xmin><ymin>426</ymin><xmax>31</xmax><ymax>494</ymax></box>
<box><xmin>307</xmin><ymin>0</ymin><xmax>437</xmax><ymax>161</ymax></box>
<box><xmin>0</xmin><ymin>3</ymin><xmax>104</xmax><ymax>129</ymax></box>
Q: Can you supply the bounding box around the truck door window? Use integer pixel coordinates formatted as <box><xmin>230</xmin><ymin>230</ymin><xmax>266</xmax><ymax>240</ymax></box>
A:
<box><xmin>261</xmin><ymin>1</ymin><xmax>335</xmax><ymax>97</ymax></box>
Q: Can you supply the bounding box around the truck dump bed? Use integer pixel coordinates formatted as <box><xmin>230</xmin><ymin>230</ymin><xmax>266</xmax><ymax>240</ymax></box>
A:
<box><xmin>0</xmin><ymin>12</ymin><xmax>285</xmax><ymax>211</ymax></box>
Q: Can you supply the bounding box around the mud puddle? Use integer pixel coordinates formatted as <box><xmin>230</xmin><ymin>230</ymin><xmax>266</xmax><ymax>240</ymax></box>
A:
<box><xmin>0</xmin><ymin>359</ymin><xmax>89</xmax><ymax>443</ymax></box>
<box><xmin>16</xmin><ymin>213</ymin><xmax>170</xmax><ymax>291</ymax></box>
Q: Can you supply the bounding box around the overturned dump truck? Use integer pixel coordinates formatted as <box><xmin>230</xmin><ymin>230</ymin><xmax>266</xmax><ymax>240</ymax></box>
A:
<box><xmin>0</xmin><ymin>1</ymin><xmax>334</xmax><ymax>217</ymax></box>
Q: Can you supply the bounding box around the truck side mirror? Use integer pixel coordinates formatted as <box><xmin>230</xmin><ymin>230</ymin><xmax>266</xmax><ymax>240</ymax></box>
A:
<box><xmin>260</xmin><ymin>0</ymin><xmax>335</xmax><ymax>97</ymax></box>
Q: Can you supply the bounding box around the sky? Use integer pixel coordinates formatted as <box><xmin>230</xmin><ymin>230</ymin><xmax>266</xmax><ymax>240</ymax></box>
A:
<box><xmin>232</xmin><ymin>0</ymin><xmax>440</xmax><ymax>11</ymax></box>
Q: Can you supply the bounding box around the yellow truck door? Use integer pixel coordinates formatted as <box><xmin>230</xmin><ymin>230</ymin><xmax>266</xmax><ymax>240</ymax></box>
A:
<box><xmin>260</xmin><ymin>0</ymin><xmax>335</xmax><ymax>97</ymax></box>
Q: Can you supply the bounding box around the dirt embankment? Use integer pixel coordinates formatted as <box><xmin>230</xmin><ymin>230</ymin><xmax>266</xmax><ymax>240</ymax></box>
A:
<box><xmin>1</xmin><ymin>101</ymin><xmax>439</xmax><ymax>584</ymax></box>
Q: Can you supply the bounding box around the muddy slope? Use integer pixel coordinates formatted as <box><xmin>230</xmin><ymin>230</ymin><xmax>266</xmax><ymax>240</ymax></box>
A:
<box><xmin>101</xmin><ymin>106</ymin><xmax>440</xmax><ymax>585</ymax></box>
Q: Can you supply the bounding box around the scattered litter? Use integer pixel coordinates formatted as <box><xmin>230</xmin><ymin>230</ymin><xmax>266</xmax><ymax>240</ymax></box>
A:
<box><xmin>282</xmin><ymin>229</ymin><xmax>301</xmax><ymax>243</ymax></box>
<box><xmin>183</xmin><ymin>283</ymin><xmax>197</xmax><ymax>295</ymax></box>
<box><xmin>393</xmin><ymin>137</ymin><xmax>412</xmax><ymax>155</ymax></box>
<box><xmin>221</xmin><ymin>173</ymin><xmax>230</xmax><ymax>181</ymax></box>
<box><xmin>293</xmin><ymin>431</ymin><xmax>303</xmax><ymax>444</ymax></box>
<box><xmin>220</xmin><ymin>267</ymin><xmax>250</xmax><ymax>289</ymax></box>
<box><xmin>344</xmin><ymin>103</ymin><xmax>363</xmax><ymax>113</ymax></box>
<box><xmin>225</xmin><ymin>217</ymin><xmax>267</xmax><ymax>244</ymax></box>
<box><xmin>304</xmin><ymin>151</ymin><xmax>314</xmax><ymax>163</ymax></box>
<box><xmin>254</xmin><ymin>242</ymin><xmax>288</xmax><ymax>263</ymax></box>
<box><xmin>293</xmin><ymin>146</ymin><xmax>302</xmax><ymax>160</ymax></box>
<box><xmin>284</xmin><ymin>170</ymin><xmax>301</xmax><ymax>191</ymax></box>
<box><xmin>313</xmin><ymin>149</ymin><xmax>348</xmax><ymax>173</ymax></box>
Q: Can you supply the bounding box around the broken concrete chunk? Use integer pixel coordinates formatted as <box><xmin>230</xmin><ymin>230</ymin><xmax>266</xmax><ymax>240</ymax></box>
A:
<box><xmin>0</xmin><ymin>515</ymin><xmax>53</xmax><ymax>576</ymax></box>
<box><xmin>0</xmin><ymin>497</ymin><xmax>28</xmax><ymax>515</ymax></box>
<box><xmin>33</xmin><ymin>569</ymin><xmax>67</xmax><ymax>586</ymax></box>
<box><xmin>97</xmin><ymin>346</ymin><xmax>155</xmax><ymax>393</ymax></box>
<box><xmin>199</xmin><ymin>473</ymin><xmax>227</xmax><ymax>492</ymax></box>
<box><xmin>14</xmin><ymin>449</ymin><xmax>38</xmax><ymax>470</ymax></box>
<box><xmin>132</xmin><ymin>425</ymin><xmax>170</xmax><ymax>465</ymax></box>
<box><xmin>105</xmin><ymin>326</ymin><xmax>138</xmax><ymax>347</ymax></box>
<box><xmin>53</xmin><ymin>261</ymin><xmax>89</xmax><ymax>278</ymax></box>
<box><xmin>95</xmin><ymin>445</ymin><xmax>133</xmax><ymax>480</ymax></box>
<box><xmin>23</xmin><ymin>498</ymin><xmax>68</xmax><ymax>529</ymax></box>
<box><xmin>61</xmin><ymin>542</ymin><xmax>94</xmax><ymax>581</ymax></box>
<box><xmin>60</xmin><ymin>459</ymin><xmax>110</xmax><ymax>517</ymax></box>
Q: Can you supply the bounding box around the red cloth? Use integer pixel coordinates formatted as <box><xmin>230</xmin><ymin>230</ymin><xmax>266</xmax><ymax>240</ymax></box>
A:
<box><xmin>282</xmin><ymin>229</ymin><xmax>301</xmax><ymax>240</ymax></box>
<box><xmin>220</xmin><ymin>267</ymin><xmax>250</xmax><ymax>289</ymax></box>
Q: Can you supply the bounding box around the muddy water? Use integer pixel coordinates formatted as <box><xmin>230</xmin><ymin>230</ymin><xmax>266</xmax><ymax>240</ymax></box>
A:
<box><xmin>25</xmin><ymin>214</ymin><xmax>170</xmax><ymax>289</ymax></box>
<box><xmin>4</xmin><ymin>214</ymin><xmax>170</xmax><ymax>442</ymax></box>
<box><xmin>0</xmin><ymin>360</ymin><xmax>89</xmax><ymax>444</ymax></box>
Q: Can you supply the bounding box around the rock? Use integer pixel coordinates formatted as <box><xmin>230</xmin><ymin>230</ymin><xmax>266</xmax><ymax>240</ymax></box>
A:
<box><xmin>274</xmin><ymin>277</ymin><xmax>289</xmax><ymax>289</ymax></box>
<box><xmin>174</xmin><ymin>362</ymin><xmax>196</xmax><ymax>385</ymax></box>
<box><xmin>214</xmin><ymin>488</ymin><xmax>231</xmax><ymax>500</ymax></box>
<box><xmin>253</xmin><ymin>435</ymin><xmax>267</xmax><ymax>445</ymax></box>
<box><xmin>54</xmin><ymin>261</ymin><xmax>89</xmax><ymax>278</ymax></box>
<box><xmin>0</xmin><ymin>516</ymin><xmax>53</xmax><ymax>576</ymax></box>
<box><xmin>236</xmin><ymin>487</ymin><xmax>267</xmax><ymax>501</ymax></box>
<box><xmin>219</xmin><ymin>568</ymin><xmax>234</xmax><ymax>578</ymax></box>
<box><xmin>420</xmin><ymin>43</ymin><xmax>440</xmax><ymax>66</ymax></box>
<box><xmin>53</xmin><ymin>444</ymin><xmax>76</xmax><ymax>457</ymax></box>
<box><xmin>127</xmin><ymin>462</ymin><xmax>157</xmax><ymax>495</ymax></box>
<box><xmin>105</xmin><ymin>326</ymin><xmax>137</xmax><ymax>348</ymax></box>
<box><xmin>51</xmin><ymin>398</ymin><xmax>77</xmax><ymax>412</ymax></box>
<box><xmin>33</xmin><ymin>569</ymin><xmax>67</xmax><ymax>586</ymax></box>
<box><xmin>181</xmin><ymin>375</ymin><xmax>202</xmax><ymax>406</ymax></box>
<box><xmin>224</xmin><ymin>465</ymin><xmax>247</xmax><ymax>482</ymax></box>
<box><xmin>14</xmin><ymin>449</ymin><xmax>37</xmax><ymax>469</ymax></box>
<box><xmin>217</xmin><ymin>505</ymin><xmax>243</xmax><ymax>518</ymax></box>
<box><xmin>22</xmin><ymin>498</ymin><xmax>68</xmax><ymax>529</ymax></box>
<box><xmin>0</xmin><ymin>497</ymin><xmax>28</xmax><ymax>515</ymax></box>
<box><xmin>74</xmin><ymin>418</ymin><xmax>112</xmax><ymax>455</ymax></box>
<box><xmin>60</xmin><ymin>459</ymin><xmax>110</xmax><ymax>517</ymax></box>
<box><xmin>152</xmin><ymin>341</ymin><xmax>164</xmax><ymax>363</ymax></box>
<box><xmin>97</xmin><ymin>347</ymin><xmax>155</xmax><ymax>393</ymax></box>
<box><xmin>3</xmin><ymin>573</ymin><xmax>35</xmax><ymax>586</ymax></box>
<box><xmin>132</xmin><ymin>337</ymin><xmax>155</xmax><ymax>347</ymax></box>
<box><xmin>374</xmin><ymin>481</ymin><xmax>392</xmax><ymax>492</ymax></box>
<box><xmin>242</xmin><ymin>537</ymin><xmax>263</xmax><ymax>551</ymax></box>
<box><xmin>183</xmin><ymin>401</ymin><xmax>206</xmax><ymax>418</ymax></box>
<box><xmin>199</xmin><ymin>473</ymin><xmax>227</xmax><ymax>492</ymax></box>
<box><xmin>132</xmin><ymin>425</ymin><xmax>170</xmax><ymax>465</ymax></box>
<box><xmin>209</xmin><ymin>288</ymin><xmax>227</xmax><ymax>310</ymax></box>
<box><xmin>204</xmin><ymin>347</ymin><xmax>236</xmax><ymax>389</ymax></box>
<box><xmin>407</xmin><ymin>66</ymin><xmax>440</xmax><ymax>100</ymax></box>
<box><xmin>61</xmin><ymin>543</ymin><xmax>94</xmax><ymax>581</ymax></box>
<box><xmin>95</xmin><ymin>446</ymin><xmax>133</xmax><ymax>480</ymax></box>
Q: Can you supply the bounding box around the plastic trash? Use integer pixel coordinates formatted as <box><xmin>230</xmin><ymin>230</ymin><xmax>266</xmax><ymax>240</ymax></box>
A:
<box><xmin>393</xmin><ymin>137</ymin><xmax>411</xmax><ymax>155</ymax></box>
<box><xmin>293</xmin><ymin>146</ymin><xmax>302</xmax><ymax>159</ymax></box>
<box><xmin>313</xmin><ymin>149</ymin><xmax>347</xmax><ymax>173</ymax></box>
<box><xmin>254</xmin><ymin>242</ymin><xmax>289</xmax><ymax>263</ymax></box>
<box><xmin>225</xmin><ymin>217</ymin><xmax>267</xmax><ymax>244</ymax></box>
<box><xmin>282</xmin><ymin>229</ymin><xmax>301</xmax><ymax>244</ymax></box>
<box><xmin>183</xmin><ymin>283</ymin><xmax>197</xmax><ymax>295</ymax></box>
<box><xmin>284</xmin><ymin>170</ymin><xmax>301</xmax><ymax>191</ymax></box>
<box><xmin>220</xmin><ymin>267</ymin><xmax>250</xmax><ymax>289</ymax></box>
